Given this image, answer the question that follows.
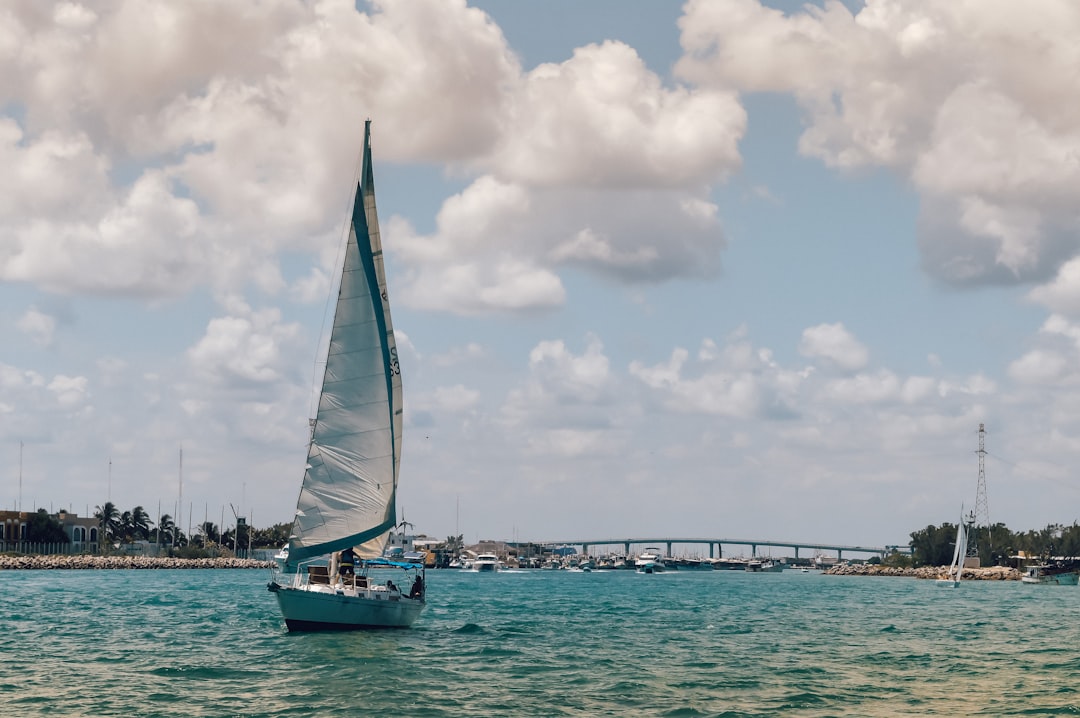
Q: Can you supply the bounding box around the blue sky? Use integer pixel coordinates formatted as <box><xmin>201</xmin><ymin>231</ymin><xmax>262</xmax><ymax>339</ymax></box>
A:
<box><xmin>3</xmin><ymin>0</ymin><xmax>1080</xmax><ymax>551</ymax></box>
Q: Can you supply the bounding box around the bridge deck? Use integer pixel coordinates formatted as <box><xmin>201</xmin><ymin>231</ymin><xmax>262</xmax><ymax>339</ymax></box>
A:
<box><xmin>535</xmin><ymin>537</ymin><xmax>908</xmax><ymax>557</ymax></box>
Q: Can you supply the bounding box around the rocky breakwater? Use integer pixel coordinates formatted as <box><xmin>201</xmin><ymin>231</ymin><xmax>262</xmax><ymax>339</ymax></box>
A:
<box><xmin>825</xmin><ymin>564</ymin><xmax>1021</xmax><ymax>581</ymax></box>
<box><xmin>0</xmin><ymin>554</ymin><xmax>274</xmax><ymax>570</ymax></box>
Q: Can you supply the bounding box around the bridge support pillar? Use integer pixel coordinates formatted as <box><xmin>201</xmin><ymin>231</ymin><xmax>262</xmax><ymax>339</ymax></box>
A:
<box><xmin>838</xmin><ymin>550</ymin><xmax>843</xmax><ymax>561</ymax></box>
<box><xmin>624</xmin><ymin>542</ymin><xmax>630</xmax><ymax>557</ymax></box>
<box><xmin>582</xmin><ymin>543</ymin><xmax>589</xmax><ymax>556</ymax></box>
<box><xmin>666</xmin><ymin>541</ymin><xmax>672</xmax><ymax>557</ymax></box>
<box><xmin>794</xmin><ymin>547</ymin><xmax>800</xmax><ymax>560</ymax></box>
<box><xmin>751</xmin><ymin>544</ymin><xmax>757</xmax><ymax>557</ymax></box>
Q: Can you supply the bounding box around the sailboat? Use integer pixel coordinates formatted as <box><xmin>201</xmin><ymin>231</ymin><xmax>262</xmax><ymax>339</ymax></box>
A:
<box><xmin>936</xmin><ymin>509</ymin><xmax>975</xmax><ymax>588</ymax></box>
<box><xmin>268</xmin><ymin>120</ymin><xmax>425</xmax><ymax>631</ymax></box>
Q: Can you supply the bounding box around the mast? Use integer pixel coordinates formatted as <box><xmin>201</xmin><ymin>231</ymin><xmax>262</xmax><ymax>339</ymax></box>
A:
<box><xmin>177</xmin><ymin>446</ymin><xmax>183</xmax><ymax>547</ymax></box>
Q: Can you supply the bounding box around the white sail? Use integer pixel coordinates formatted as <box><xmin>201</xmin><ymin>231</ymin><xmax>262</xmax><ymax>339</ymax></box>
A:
<box><xmin>947</xmin><ymin>520</ymin><xmax>966</xmax><ymax>582</ymax></box>
<box><xmin>286</xmin><ymin>120</ymin><xmax>403</xmax><ymax>566</ymax></box>
<box><xmin>940</xmin><ymin>508</ymin><xmax>972</xmax><ymax>586</ymax></box>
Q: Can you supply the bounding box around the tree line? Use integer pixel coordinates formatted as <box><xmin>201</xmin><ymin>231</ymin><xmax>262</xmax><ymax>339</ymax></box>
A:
<box><xmin>17</xmin><ymin>502</ymin><xmax>291</xmax><ymax>552</ymax></box>
<box><xmin>907</xmin><ymin>521</ymin><xmax>1080</xmax><ymax>567</ymax></box>
<box><xmin>27</xmin><ymin>507</ymin><xmax>1080</xmax><ymax>567</ymax></box>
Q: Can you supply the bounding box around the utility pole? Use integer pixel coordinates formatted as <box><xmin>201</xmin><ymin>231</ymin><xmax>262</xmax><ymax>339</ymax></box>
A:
<box><xmin>177</xmin><ymin>445</ymin><xmax>183</xmax><ymax>548</ymax></box>
<box><xmin>973</xmin><ymin>423</ymin><xmax>992</xmax><ymax>558</ymax></box>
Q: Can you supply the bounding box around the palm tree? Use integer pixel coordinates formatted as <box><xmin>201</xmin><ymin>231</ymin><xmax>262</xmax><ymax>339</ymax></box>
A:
<box><xmin>156</xmin><ymin>514</ymin><xmax>176</xmax><ymax>546</ymax></box>
<box><xmin>118</xmin><ymin>510</ymin><xmax>134</xmax><ymax>543</ymax></box>
<box><xmin>198</xmin><ymin>521</ymin><xmax>219</xmax><ymax>545</ymax></box>
<box><xmin>130</xmin><ymin>506</ymin><xmax>152</xmax><ymax>540</ymax></box>
<box><xmin>94</xmin><ymin>501</ymin><xmax>120</xmax><ymax>551</ymax></box>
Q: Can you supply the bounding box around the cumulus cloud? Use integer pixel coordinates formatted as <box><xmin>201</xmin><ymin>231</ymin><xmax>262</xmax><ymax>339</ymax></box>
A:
<box><xmin>187</xmin><ymin>302</ymin><xmax>302</xmax><ymax>385</ymax></box>
<box><xmin>798</xmin><ymin>323</ymin><xmax>869</xmax><ymax>372</ymax></box>
<box><xmin>501</xmin><ymin>335</ymin><xmax>620</xmax><ymax>434</ymax></box>
<box><xmin>488</xmin><ymin>40</ymin><xmax>744</xmax><ymax>189</ymax></box>
<box><xmin>1</xmin><ymin>0</ymin><xmax>745</xmax><ymax>316</ymax></box>
<box><xmin>675</xmin><ymin>0</ymin><xmax>1080</xmax><ymax>289</ymax></box>
<box><xmin>1028</xmin><ymin>258</ymin><xmax>1080</xmax><ymax>316</ymax></box>
<box><xmin>47</xmin><ymin>374</ymin><xmax>88</xmax><ymax>407</ymax></box>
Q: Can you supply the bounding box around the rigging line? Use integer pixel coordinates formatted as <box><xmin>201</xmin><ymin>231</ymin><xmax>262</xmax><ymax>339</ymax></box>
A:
<box><xmin>984</xmin><ymin>450</ymin><xmax>1080</xmax><ymax>494</ymax></box>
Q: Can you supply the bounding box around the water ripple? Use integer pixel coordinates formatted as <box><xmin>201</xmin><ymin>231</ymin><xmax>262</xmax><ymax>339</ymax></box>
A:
<box><xmin>3</xmin><ymin>567</ymin><xmax>1080</xmax><ymax>715</ymax></box>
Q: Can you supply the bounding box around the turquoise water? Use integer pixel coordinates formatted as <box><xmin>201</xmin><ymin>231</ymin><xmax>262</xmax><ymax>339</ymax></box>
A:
<box><xmin>3</xmin><ymin>567</ymin><xmax>1079</xmax><ymax>716</ymax></box>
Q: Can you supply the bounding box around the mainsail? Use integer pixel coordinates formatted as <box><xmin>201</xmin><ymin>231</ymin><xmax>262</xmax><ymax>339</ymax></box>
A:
<box><xmin>286</xmin><ymin>120</ymin><xmax>403</xmax><ymax>567</ymax></box>
<box><xmin>945</xmin><ymin>509</ymin><xmax>973</xmax><ymax>583</ymax></box>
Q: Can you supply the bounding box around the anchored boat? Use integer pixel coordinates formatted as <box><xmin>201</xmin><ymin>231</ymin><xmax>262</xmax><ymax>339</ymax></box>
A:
<box><xmin>1021</xmin><ymin>561</ymin><xmax>1080</xmax><ymax>586</ymax></box>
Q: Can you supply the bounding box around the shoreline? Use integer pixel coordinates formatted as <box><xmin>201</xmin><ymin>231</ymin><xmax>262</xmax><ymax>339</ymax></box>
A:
<box><xmin>0</xmin><ymin>554</ymin><xmax>275</xmax><ymax>570</ymax></box>
<box><xmin>825</xmin><ymin>564</ymin><xmax>1021</xmax><ymax>580</ymax></box>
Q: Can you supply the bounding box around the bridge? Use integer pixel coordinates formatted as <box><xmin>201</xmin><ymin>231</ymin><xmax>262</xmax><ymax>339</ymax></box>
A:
<box><xmin>536</xmin><ymin>537</ymin><xmax>910</xmax><ymax>561</ymax></box>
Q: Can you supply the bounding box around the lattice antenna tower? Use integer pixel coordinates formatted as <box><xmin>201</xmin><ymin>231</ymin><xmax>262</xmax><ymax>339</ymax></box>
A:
<box><xmin>973</xmin><ymin>423</ymin><xmax>991</xmax><ymax>554</ymax></box>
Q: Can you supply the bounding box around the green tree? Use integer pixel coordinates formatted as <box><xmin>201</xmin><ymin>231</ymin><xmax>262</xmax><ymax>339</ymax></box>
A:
<box><xmin>94</xmin><ymin>501</ymin><xmax>120</xmax><ymax>546</ymax></box>
<box><xmin>251</xmin><ymin>522</ymin><xmax>291</xmax><ymax>549</ymax></box>
<box><xmin>444</xmin><ymin>534</ymin><xmax>464</xmax><ymax>555</ymax></box>
<box><xmin>197</xmin><ymin>521</ymin><xmax>219</xmax><ymax>546</ymax></box>
<box><xmin>881</xmin><ymin>550</ymin><xmax>913</xmax><ymax>569</ymax></box>
<box><xmin>118</xmin><ymin>510</ymin><xmax>134</xmax><ymax>543</ymax></box>
<box><xmin>26</xmin><ymin>509</ymin><xmax>70</xmax><ymax>544</ymax></box>
<box><xmin>154</xmin><ymin>514</ymin><xmax>176</xmax><ymax>546</ymax></box>
<box><xmin>129</xmin><ymin>506</ymin><xmax>152</xmax><ymax>541</ymax></box>
<box><xmin>909</xmin><ymin>523</ymin><xmax>959</xmax><ymax>567</ymax></box>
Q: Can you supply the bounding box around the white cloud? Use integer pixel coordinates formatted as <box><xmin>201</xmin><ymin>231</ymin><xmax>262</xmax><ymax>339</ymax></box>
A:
<box><xmin>187</xmin><ymin>303</ymin><xmax>302</xmax><ymax>385</ymax></box>
<box><xmin>17</xmin><ymin>307</ymin><xmax>56</xmax><ymax>346</ymax></box>
<box><xmin>433</xmin><ymin>384</ymin><xmax>480</xmax><ymax>412</ymax></box>
<box><xmin>431</xmin><ymin>343</ymin><xmax>486</xmax><ymax>368</ymax></box>
<box><xmin>1008</xmin><ymin>349</ymin><xmax>1068</xmax><ymax>385</ymax></box>
<box><xmin>47</xmin><ymin>374</ymin><xmax>88</xmax><ymax>407</ymax></box>
<box><xmin>490</xmin><ymin>40</ymin><xmax>744</xmax><ymax>188</ymax></box>
<box><xmin>527</xmin><ymin>336</ymin><xmax>613</xmax><ymax>404</ymax></box>
<box><xmin>675</xmin><ymin>0</ymin><xmax>1080</xmax><ymax>288</ymax></box>
<box><xmin>798</xmin><ymin>323</ymin><xmax>869</xmax><ymax>372</ymax></box>
<box><xmin>1028</xmin><ymin>259</ymin><xmax>1080</xmax><ymax>316</ymax></box>
<box><xmin>501</xmin><ymin>336</ymin><xmax>620</xmax><ymax>436</ymax></box>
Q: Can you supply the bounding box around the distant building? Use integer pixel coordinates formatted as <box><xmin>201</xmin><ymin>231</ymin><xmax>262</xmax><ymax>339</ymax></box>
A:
<box><xmin>0</xmin><ymin>510</ymin><xmax>100</xmax><ymax>552</ymax></box>
<box><xmin>0</xmin><ymin>511</ymin><xmax>29</xmax><ymax>547</ymax></box>
<box><xmin>55</xmin><ymin>511</ymin><xmax>100</xmax><ymax>553</ymax></box>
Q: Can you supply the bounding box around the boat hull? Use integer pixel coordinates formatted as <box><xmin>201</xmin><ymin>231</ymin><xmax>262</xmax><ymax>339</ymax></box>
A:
<box><xmin>271</xmin><ymin>584</ymin><xmax>424</xmax><ymax>631</ymax></box>
<box><xmin>1021</xmin><ymin>572</ymin><xmax>1080</xmax><ymax>586</ymax></box>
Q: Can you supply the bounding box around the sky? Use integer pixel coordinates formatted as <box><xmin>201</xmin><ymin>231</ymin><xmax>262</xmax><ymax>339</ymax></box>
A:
<box><xmin>4</xmin><ymin>0</ymin><xmax>1080</xmax><ymax>552</ymax></box>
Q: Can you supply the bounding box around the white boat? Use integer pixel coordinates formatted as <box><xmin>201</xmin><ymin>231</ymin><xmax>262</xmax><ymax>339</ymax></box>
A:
<box><xmin>472</xmin><ymin>554</ymin><xmax>500</xmax><ymax>572</ymax></box>
<box><xmin>936</xmin><ymin>509</ymin><xmax>974</xmax><ymax>588</ymax></box>
<box><xmin>272</xmin><ymin>545</ymin><xmax>289</xmax><ymax>571</ymax></box>
<box><xmin>745</xmin><ymin>559</ymin><xmax>784</xmax><ymax>573</ymax></box>
<box><xmin>1021</xmin><ymin>562</ymin><xmax>1080</xmax><ymax>585</ymax></box>
<box><xmin>268</xmin><ymin>121</ymin><xmax>425</xmax><ymax>631</ymax></box>
<box><xmin>636</xmin><ymin>548</ymin><xmax>665</xmax><ymax>574</ymax></box>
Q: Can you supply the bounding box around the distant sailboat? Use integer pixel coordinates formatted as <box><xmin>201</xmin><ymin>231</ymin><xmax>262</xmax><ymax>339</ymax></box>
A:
<box><xmin>937</xmin><ymin>509</ymin><xmax>975</xmax><ymax>588</ymax></box>
<box><xmin>268</xmin><ymin>120</ymin><xmax>425</xmax><ymax>630</ymax></box>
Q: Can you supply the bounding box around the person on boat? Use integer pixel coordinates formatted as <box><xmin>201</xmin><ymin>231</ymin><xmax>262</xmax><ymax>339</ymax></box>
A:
<box><xmin>338</xmin><ymin>546</ymin><xmax>356</xmax><ymax>580</ymax></box>
<box><xmin>385</xmin><ymin>579</ymin><xmax>398</xmax><ymax>594</ymax></box>
<box><xmin>408</xmin><ymin>575</ymin><xmax>424</xmax><ymax>599</ymax></box>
